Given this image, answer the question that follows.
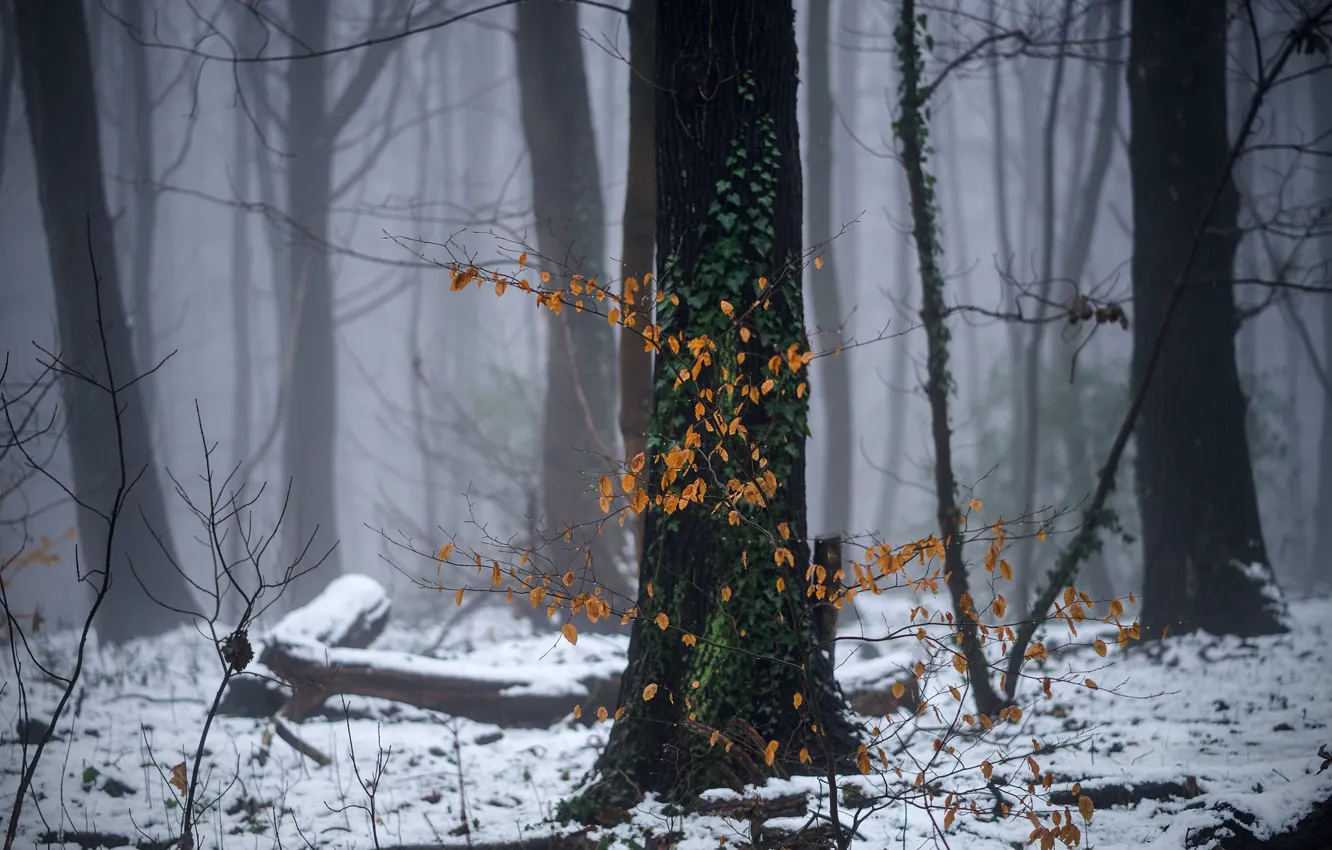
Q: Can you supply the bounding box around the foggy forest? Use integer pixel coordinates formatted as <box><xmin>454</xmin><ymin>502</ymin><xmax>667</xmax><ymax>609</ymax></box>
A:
<box><xmin>1</xmin><ymin>0</ymin><xmax>1331</xmax><ymax>848</ymax></box>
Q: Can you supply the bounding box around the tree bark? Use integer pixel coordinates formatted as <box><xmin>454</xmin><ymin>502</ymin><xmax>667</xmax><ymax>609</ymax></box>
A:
<box><xmin>1128</xmin><ymin>0</ymin><xmax>1286</xmax><ymax>638</ymax></box>
<box><xmin>573</xmin><ymin>0</ymin><xmax>856</xmax><ymax>811</ymax></box>
<box><xmin>122</xmin><ymin>0</ymin><xmax>158</xmax><ymax>415</ymax></box>
<box><xmin>1308</xmin><ymin>68</ymin><xmax>1332</xmax><ymax>593</ymax></box>
<box><xmin>804</xmin><ymin>0</ymin><xmax>853</xmax><ymax>539</ymax></box>
<box><xmin>515</xmin><ymin>0</ymin><xmax>630</xmax><ymax>622</ymax></box>
<box><xmin>279</xmin><ymin>2</ymin><xmax>343</xmax><ymax>606</ymax></box>
<box><xmin>1012</xmin><ymin>0</ymin><xmax>1074</xmax><ymax>613</ymax></box>
<box><xmin>618</xmin><ymin>0</ymin><xmax>656</xmax><ymax>570</ymax></box>
<box><xmin>0</xmin><ymin>2</ymin><xmax>17</xmax><ymax>193</ymax></box>
<box><xmin>1054</xmin><ymin>0</ymin><xmax>1125</xmax><ymax>609</ymax></box>
<box><xmin>227</xmin><ymin>67</ymin><xmax>255</xmax><ymax>615</ymax></box>
<box><xmin>14</xmin><ymin>0</ymin><xmax>193</xmax><ymax>643</ymax></box>
<box><xmin>894</xmin><ymin>0</ymin><xmax>1006</xmax><ymax>718</ymax></box>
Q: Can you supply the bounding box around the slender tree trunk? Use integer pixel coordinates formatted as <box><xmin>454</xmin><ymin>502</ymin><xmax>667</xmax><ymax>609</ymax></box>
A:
<box><xmin>833</xmin><ymin>0</ymin><xmax>858</xmax><ymax>328</ymax></box>
<box><xmin>877</xmin><ymin>220</ymin><xmax>912</xmax><ymax>534</ymax></box>
<box><xmin>123</xmin><ymin>0</ymin><xmax>157</xmax><ymax>407</ymax></box>
<box><xmin>896</xmin><ymin>0</ymin><xmax>1006</xmax><ymax>718</ymax></box>
<box><xmin>577</xmin><ymin>0</ymin><xmax>856</xmax><ymax>811</ymax></box>
<box><xmin>279</xmin><ymin>3</ymin><xmax>342</xmax><ymax>605</ymax></box>
<box><xmin>1128</xmin><ymin>0</ymin><xmax>1286</xmax><ymax>637</ymax></box>
<box><xmin>876</xmin><ymin>20</ymin><xmax>912</xmax><ymax>537</ymax></box>
<box><xmin>1013</xmin><ymin>0</ymin><xmax>1075</xmax><ymax>611</ymax></box>
<box><xmin>411</xmin><ymin>61</ymin><xmax>437</xmax><ymax>544</ymax></box>
<box><xmin>1054</xmin><ymin>0</ymin><xmax>1125</xmax><ymax>608</ymax></box>
<box><xmin>0</xmin><ymin>2</ymin><xmax>16</xmax><ymax>192</ymax></box>
<box><xmin>942</xmin><ymin>90</ymin><xmax>979</xmax><ymax>402</ymax></box>
<box><xmin>1232</xmin><ymin>1</ymin><xmax>1261</xmax><ymax>385</ymax></box>
<box><xmin>515</xmin><ymin>0</ymin><xmax>629</xmax><ymax>622</ymax></box>
<box><xmin>805</xmin><ymin>0</ymin><xmax>853</xmax><ymax>539</ymax></box>
<box><xmin>1309</xmin><ymin>70</ymin><xmax>1332</xmax><ymax>593</ymax></box>
<box><xmin>618</xmin><ymin>0</ymin><xmax>656</xmax><ymax>569</ymax></box>
<box><xmin>14</xmin><ymin>0</ymin><xmax>193</xmax><ymax>643</ymax></box>
<box><xmin>227</xmin><ymin>81</ymin><xmax>255</xmax><ymax>613</ymax></box>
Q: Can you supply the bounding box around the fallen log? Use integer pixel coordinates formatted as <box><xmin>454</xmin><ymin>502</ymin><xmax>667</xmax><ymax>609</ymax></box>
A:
<box><xmin>244</xmin><ymin>574</ymin><xmax>916</xmax><ymax>731</ymax></box>
<box><xmin>262</xmin><ymin>639</ymin><xmax>621</xmax><ymax>726</ymax></box>
<box><xmin>221</xmin><ymin>574</ymin><xmax>393</xmax><ymax>718</ymax></box>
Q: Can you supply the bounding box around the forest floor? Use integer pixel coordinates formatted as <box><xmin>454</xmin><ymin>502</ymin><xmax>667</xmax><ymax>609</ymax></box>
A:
<box><xmin>3</xmin><ymin>592</ymin><xmax>1331</xmax><ymax>850</ymax></box>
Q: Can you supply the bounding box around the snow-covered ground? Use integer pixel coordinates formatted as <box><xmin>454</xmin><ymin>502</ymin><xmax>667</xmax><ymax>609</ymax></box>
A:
<box><xmin>2</xmin><ymin>594</ymin><xmax>1330</xmax><ymax>849</ymax></box>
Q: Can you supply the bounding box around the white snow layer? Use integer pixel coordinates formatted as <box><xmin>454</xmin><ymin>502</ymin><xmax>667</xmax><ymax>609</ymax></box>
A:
<box><xmin>2</xmin><ymin>595</ymin><xmax>1329</xmax><ymax>849</ymax></box>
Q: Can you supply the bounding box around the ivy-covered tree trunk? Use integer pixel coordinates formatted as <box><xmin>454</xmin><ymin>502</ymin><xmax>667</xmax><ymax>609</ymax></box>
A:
<box><xmin>575</xmin><ymin>0</ymin><xmax>856</xmax><ymax>809</ymax></box>
<box><xmin>1128</xmin><ymin>0</ymin><xmax>1287</xmax><ymax>637</ymax></box>
<box><xmin>893</xmin><ymin>0</ymin><xmax>1006</xmax><ymax>718</ymax></box>
<box><xmin>515</xmin><ymin>0</ymin><xmax>630</xmax><ymax>625</ymax></box>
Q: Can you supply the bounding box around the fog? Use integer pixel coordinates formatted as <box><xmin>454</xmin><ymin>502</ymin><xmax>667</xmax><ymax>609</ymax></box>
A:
<box><xmin>4</xmin><ymin>0</ymin><xmax>1323</xmax><ymax>632</ymax></box>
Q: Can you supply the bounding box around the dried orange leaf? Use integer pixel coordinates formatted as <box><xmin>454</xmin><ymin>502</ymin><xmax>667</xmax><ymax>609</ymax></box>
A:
<box><xmin>1078</xmin><ymin>795</ymin><xmax>1094</xmax><ymax>823</ymax></box>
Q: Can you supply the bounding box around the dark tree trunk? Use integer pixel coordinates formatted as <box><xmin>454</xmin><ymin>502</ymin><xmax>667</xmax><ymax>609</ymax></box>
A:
<box><xmin>573</xmin><ymin>0</ymin><xmax>856</xmax><ymax>810</ymax></box>
<box><xmin>804</xmin><ymin>0</ymin><xmax>853</xmax><ymax>538</ymax></box>
<box><xmin>123</xmin><ymin>0</ymin><xmax>158</xmax><ymax>408</ymax></box>
<box><xmin>0</xmin><ymin>3</ymin><xmax>17</xmax><ymax>193</ymax></box>
<box><xmin>279</xmin><ymin>3</ymin><xmax>344</xmax><ymax>606</ymax></box>
<box><xmin>618</xmin><ymin>0</ymin><xmax>656</xmax><ymax>570</ymax></box>
<box><xmin>1128</xmin><ymin>0</ymin><xmax>1286</xmax><ymax>637</ymax></box>
<box><xmin>515</xmin><ymin>0</ymin><xmax>629</xmax><ymax>621</ymax></box>
<box><xmin>1308</xmin><ymin>69</ymin><xmax>1332</xmax><ymax>593</ymax></box>
<box><xmin>14</xmin><ymin>0</ymin><xmax>193</xmax><ymax>643</ymax></box>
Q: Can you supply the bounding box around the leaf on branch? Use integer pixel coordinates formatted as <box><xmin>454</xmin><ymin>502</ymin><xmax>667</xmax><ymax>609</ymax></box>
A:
<box><xmin>1078</xmin><ymin>795</ymin><xmax>1094</xmax><ymax>823</ymax></box>
<box><xmin>169</xmin><ymin>762</ymin><xmax>187</xmax><ymax>795</ymax></box>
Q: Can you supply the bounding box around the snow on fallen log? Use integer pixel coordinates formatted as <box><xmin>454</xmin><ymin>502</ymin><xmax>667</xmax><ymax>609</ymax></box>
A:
<box><xmin>269</xmin><ymin>573</ymin><xmax>392</xmax><ymax>649</ymax></box>
<box><xmin>258</xmin><ymin>622</ymin><xmax>626</xmax><ymax>727</ymax></box>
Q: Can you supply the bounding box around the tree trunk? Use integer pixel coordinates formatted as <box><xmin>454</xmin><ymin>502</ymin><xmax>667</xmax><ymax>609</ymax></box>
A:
<box><xmin>573</xmin><ymin>0</ymin><xmax>856</xmax><ymax>811</ymax></box>
<box><xmin>876</xmin><ymin>21</ymin><xmax>911</xmax><ymax>538</ymax></box>
<box><xmin>833</xmin><ymin>0</ymin><xmax>858</xmax><ymax>345</ymax></box>
<box><xmin>14</xmin><ymin>0</ymin><xmax>193</xmax><ymax>643</ymax></box>
<box><xmin>804</xmin><ymin>0</ymin><xmax>853</xmax><ymax>539</ymax></box>
<box><xmin>618</xmin><ymin>0</ymin><xmax>656</xmax><ymax>570</ymax></box>
<box><xmin>1231</xmin><ymin>2</ymin><xmax>1261</xmax><ymax>387</ymax></box>
<box><xmin>279</xmin><ymin>3</ymin><xmax>343</xmax><ymax>606</ymax></box>
<box><xmin>877</xmin><ymin>220</ymin><xmax>912</xmax><ymax>535</ymax></box>
<box><xmin>1012</xmin><ymin>0</ymin><xmax>1074</xmax><ymax>614</ymax></box>
<box><xmin>515</xmin><ymin>0</ymin><xmax>630</xmax><ymax>622</ymax></box>
<box><xmin>1055</xmin><ymin>0</ymin><xmax>1125</xmax><ymax>610</ymax></box>
<box><xmin>123</xmin><ymin>0</ymin><xmax>158</xmax><ymax>414</ymax></box>
<box><xmin>1308</xmin><ymin>75</ymin><xmax>1332</xmax><ymax>593</ymax></box>
<box><xmin>1128</xmin><ymin>0</ymin><xmax>1286</xmax><ymax>638</ymax></box>
<box><xmin>0</xmin><ymin>1</ymin><xmax>14</xmax><ymax>192</ymax></box>
<box><xmin>895</xmin><ymin>0</ymin><xmax>1006</xmax><ymax>719</ymax></box>
<box><xmin>227</xmin><ymin>70</ymin><xmax>255</xmax><ymax>615</ymax></box>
